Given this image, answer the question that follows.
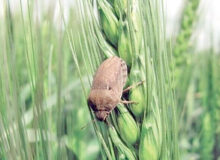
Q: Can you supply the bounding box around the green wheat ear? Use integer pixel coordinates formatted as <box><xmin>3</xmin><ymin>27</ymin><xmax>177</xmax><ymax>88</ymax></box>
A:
<box><xmin>69</xmin><ymin>0</ymin><xmax>179</xmax><ymax>159</ymax></box>
<box><xmin>173</xmin><ymin>0</ymin><xmax>200</xmax><ymax>111</ymax></box>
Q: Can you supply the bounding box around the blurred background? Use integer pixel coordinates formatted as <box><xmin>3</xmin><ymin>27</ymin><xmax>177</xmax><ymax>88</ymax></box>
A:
<box><xmin>166</xmin><ymin>0</ymin><xmax>220</xmax><ymax>50</ymax></box>
<box><xmin>0</xmin><ymin>0</ymin><xmax>220</xmax><ymax>160</ymax></box>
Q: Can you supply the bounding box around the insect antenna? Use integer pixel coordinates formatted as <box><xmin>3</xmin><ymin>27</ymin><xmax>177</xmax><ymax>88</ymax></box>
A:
<box><xmin>80</xmin><ymin>118</ymin><xmax>96</xmax><ymax>130</ymax></box>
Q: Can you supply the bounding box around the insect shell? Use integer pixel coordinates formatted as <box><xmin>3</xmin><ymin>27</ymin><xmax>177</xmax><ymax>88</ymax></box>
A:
<box><xmin>87</xmin><ymin>56</ymin><xmax>127</xmax><ymax>121</ymax></box>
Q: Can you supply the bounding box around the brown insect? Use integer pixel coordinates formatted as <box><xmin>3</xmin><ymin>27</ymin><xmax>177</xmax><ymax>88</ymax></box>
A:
<box><xmin>87</xmin><ymin>56</ymin><xmax>137</xmax><ymax>121</ymax></box>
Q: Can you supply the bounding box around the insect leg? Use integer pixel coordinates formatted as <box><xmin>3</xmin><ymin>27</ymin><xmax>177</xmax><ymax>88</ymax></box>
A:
<box><xmin>123</xmin><ymin>80</ymin><xmax>145</xmax><ymax>93</ymax></box>
<box><xmin>120</xmin><ymin>100</ymin><xmax>138</xmax><ymax>104</ymax></box>
<box><xmin>105</xmin><ymin>117</ymin><xmax>111</xmax><ymax>126</ymax></box>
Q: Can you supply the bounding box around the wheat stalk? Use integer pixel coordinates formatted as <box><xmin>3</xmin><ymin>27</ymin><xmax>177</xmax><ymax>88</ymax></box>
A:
<box><xmin>199</xmin><ymin>48</ymin><xmax>219</xmax><ymax>160</ymax></box>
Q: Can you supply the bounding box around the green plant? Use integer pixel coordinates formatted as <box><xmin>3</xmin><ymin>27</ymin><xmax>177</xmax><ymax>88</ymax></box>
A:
<box><xmin>173</xmin><ymin>0</ymin><xmax>200</xmax><ymax>112</ymax></box>
<box><xmin>199</xmin><ymin>49</ymin><xmax>219</xmax><ymax>160</ymax></box>
<box><xmin>0</xmin><ymin>1</ymin><xmax>100</xmax><ymax>160</ymax></box>
<box><xmin>2</xmin><ymin>0</ymin><xmax>219</xmax><ymax>159</ymax></box>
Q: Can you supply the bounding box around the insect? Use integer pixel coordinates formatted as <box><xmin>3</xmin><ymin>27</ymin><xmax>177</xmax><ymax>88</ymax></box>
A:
<box><xmin>87</xmin><ymin>56</ymin><xmax>137</xmax><ymax>121</ymax></box>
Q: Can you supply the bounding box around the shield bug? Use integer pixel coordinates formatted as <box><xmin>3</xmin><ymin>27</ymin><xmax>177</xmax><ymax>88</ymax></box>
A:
<box><xmin>87</xmin><ymin>56</ymin><xmax>137</xmax><ymax>121</ymax></box>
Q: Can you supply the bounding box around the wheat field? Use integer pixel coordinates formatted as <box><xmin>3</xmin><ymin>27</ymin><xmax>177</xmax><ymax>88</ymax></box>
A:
<box><xmin>0</xmin><ymin>0</ymin><xmax>220</xmax><ymax>160</ymax></box>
